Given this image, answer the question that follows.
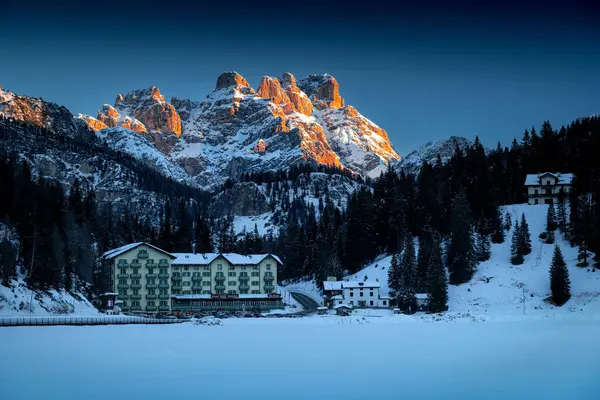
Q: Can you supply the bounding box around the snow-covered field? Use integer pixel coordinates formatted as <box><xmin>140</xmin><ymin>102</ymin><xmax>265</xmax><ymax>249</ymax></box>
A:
<box><xmin>2</xmin><ymin>318</ymin><xmax>599</xmax><ymax>399</ymax></box>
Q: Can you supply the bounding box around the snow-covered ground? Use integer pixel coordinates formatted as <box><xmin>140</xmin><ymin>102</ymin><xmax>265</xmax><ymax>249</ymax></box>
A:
<box><xmin>0</xmin><ymin>280</ymin><xmax>99</xmax><ymax>316</ymax></box>
<box><xmin>2</xmin><ymin>318</ymin><xmax>599</xmax><ymax>399</ymax></box>
<box><xmin>233</xmin><ymin>213</ymin><xmax>277</xmax><ymax>236</ymax></box>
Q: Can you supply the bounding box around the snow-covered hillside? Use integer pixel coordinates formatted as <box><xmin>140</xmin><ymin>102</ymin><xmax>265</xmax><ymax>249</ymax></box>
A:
<box><xmin>0</xmin><ymin>280</ymin><xmax>99</xmax><ymax>316</ymax></box>
<box><xmin>300</xmin><ymin>204</ymin><xmax>600</xmax><ymax>318</ymax></box>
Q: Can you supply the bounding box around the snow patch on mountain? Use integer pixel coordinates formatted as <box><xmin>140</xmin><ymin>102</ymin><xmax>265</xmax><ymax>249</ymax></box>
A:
<box><xmin>396</xmin><ymin>136</ymin><xmax>472</xmax><ymax>176</ymax></box>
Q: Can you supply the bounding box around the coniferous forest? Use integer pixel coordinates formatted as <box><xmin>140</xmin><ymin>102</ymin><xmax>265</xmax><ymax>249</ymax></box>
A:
<box><xmin>1</xmin><ymin>114</ymin><xmax>600</xmax><ymax>309</ymax></box>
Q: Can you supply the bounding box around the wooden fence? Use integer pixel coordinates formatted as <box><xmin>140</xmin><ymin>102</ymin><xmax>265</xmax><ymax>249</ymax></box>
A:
<box><xmin>0</xmin><ymin>316</ymin><xmax>185</xmax><ymax>327</ymax></box>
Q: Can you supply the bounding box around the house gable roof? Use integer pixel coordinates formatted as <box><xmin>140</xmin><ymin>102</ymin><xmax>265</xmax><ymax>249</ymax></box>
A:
<box><xmin>102</xmin><ymin>242</ymin><xmax>176</xmax><ymax>260</ymax></box>
<box><xmin>524</xmin><ymin>172</ymin><xmax>574</xmax><ymax>186</ymax></box>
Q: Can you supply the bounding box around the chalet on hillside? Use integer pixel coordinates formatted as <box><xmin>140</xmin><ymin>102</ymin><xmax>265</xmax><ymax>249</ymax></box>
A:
<box><xmin>524</xmin><ymin>172</ymin><xmax>573</xmax><ymax>205</ymax></box>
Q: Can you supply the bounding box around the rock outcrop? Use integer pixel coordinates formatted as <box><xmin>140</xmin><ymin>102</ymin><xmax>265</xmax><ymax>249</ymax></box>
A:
<box><xmin>281</xmin><ymin>72</ymin><xmax>313</xmax><ymax>116</ymax></box>
<box><xmin>115</xmin><ymin>86</ymin><xmax>181</xmax><ymax>136</ymax></box>
<box><xmin>298</xmin><ymin>74</ymin><xmax>344</xmax><ymax>110</ymax></box>
<box><xmin>216</xmin><ymin>71</ymin><xmax>251</xmax><ymax>90</ymax></box>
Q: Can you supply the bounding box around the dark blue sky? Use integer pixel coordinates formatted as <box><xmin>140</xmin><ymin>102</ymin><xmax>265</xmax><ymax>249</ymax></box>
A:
<box><xmin>1</xmin><ymin>1</ymin><xmax>599</xmax><ymax>153</ymax></box>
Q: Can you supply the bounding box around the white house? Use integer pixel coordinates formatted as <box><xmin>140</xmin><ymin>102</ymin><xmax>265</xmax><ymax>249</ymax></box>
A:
<box><xmin>524</xmin><ymin>172</ymin><xmax>573</xmax><ymax>205</ymax></box>
<box><xmin>323</xmin><ymin>280</ymin><xmax>390</xmax><ymax>308</ymax></box>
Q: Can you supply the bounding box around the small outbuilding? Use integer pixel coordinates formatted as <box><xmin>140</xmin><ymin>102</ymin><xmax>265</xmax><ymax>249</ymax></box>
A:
<box><xmin>334</xmin><ymin>304</ymin><xmax>353</xmax><ymax>316</ymax></box>
<box><xmin>317</xmin><ymin>306</ymin><xmax>328</xmax><ymax>315</ymax></box>
<box><xmin>415</xmin><ymin>293</ymin><xmax>429</xmax><ymax>312</ymax></box>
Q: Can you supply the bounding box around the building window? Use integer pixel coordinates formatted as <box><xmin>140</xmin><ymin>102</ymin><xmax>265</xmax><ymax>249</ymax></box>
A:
<box><xmin>202</xmin><ymin>290</ymin><xmax>210</xmax><ymax>294</ymax></box>
<box><xmin>119</xmin><ymin>290</ymin><xmax>127</xmax><ymax>296</ymax></box>
<box><xmin>194</xmin><ymin>267</ymin><xmax>199</xmax><ymax>271</ymax></box>
<box><xmin>122</xmin><ymin>301</ymin><xmax>128</xmax><ymax>307</ymax></box>
<box><xmin>118</xmin><ymin>279</ymin><xmax>127</xmax><ymax>285</ymax></box>
<box><xmin>147</xmin><ymin>278</ymin><xmax>155</xmax><ymax>284</ymax></box>
<box><xmin>120</xmin><ymin>269</ymin><xmax>126</xmax><ymax>275</ymax></box>
<box><xmin>184</xmin><ymin>267</ymin><xmax>189</xmax><ymax>271</ymax></box>
<box><xmin>147</xmin><ymin>301</ymin><xmax>155</xmax><ymax>307</ymax></box>
<box><xmin>534</xmin><ymin>189</ymin><xmax>538</xmax><ymax>195</ymax></box>
<box><xmin>148</xmin><ymin>289</ymin><xmax>155</xmax><ymax>295</ymax></box>
<box><xmin>359</xmin><ymin>292</ymin><xmax>364</xmax><ymax>297</ymax></box>
<box><xmin>204</xmin><ymin>266</ymin><xmax>210</xmax><ymax>271</ymax></box>
<box><xmin>159</xmin><ymin>289</ymin><xmax>168</xmax><ymax>295</ymax></box>
<box><xmin>217</xmin><ymin>264</ymin><xmax>223</xmax><ymax>271</ymax></box>
<box><xmin>228</xmin><ymin>271</ymin><xmax>236</xmax><ymax>277</ymax></box>
<box><xmin>203</xmin><ymin>281</ymin><xmax>210</xmax><ymax>286</ymax></box>
<box><xmin>370</xmin><ymin>301</ymin><xmax>374</xmax><ymax>306</ymax></box>
<box><xmin>251</xmin><ymin>271</ymin><xmax>259</xmax><ymax>277</ymax></box>
<box><xmin>251</xmin><ymin>281</ymin><xmax>259</xmax><ymax>286</ymax></box>
<box><xmin>383</xmin><ymin>301</ymin><xmax>387</xmax><ymax>306</ymax></box>
<box><xmin>253</xmin><ymin>266</ymin><xmax>258</xmax><ymax>270</ymax></box>
<box><xmin>133</xmin><ymin>289</ymin><xmax>139</xmax><ymax>295</ymax></box>
<box><xmin>370</xmin><ymin>292</ymin><xmax>374</xmax><ymax>297</ymax></box>
<box><xmin>132</xmin><ymin>301</ymin><xmax>140</xmax><ymax>306</ymax></box>
<box><xmin>535</xmin><ymin>199</ymin><xmax>539</xmax><ymax>205</ymax></box>
<box><xmin>227</xmin><ymin>290</ymin><xmax>237</xmax><ymax>294</ymax></box>
<box><xmin>202</xmin><ymin>271</ymin><xmax>211</xmax><ymax>277</ymax></box>
<box><xmin>183</xmin><ymin>281</ymin><xmax>191</xmax><ymax>287</ymax></box>
<box><xmin>266</xmin><ymin>264</ymin><xmax>271</xmax><ymax>270</ymax></box>
<box><xmin>229</xmin><ymin>281</ymin><xmax>237</xmax><ymax>286</ymax></box>
<box><xmin>148</xmin><ymin>268</ymin><xmax>154</xmax><ymax>274</ymax></box>
<box><xmin>350</xmin><ymin>292</ymin><xmax>354</xmax><ymax>297</ymax></box>
<box><xmin>251</xmin><ymin>290</ymin><xmax>260</xmax><ymax>294</ymax></box>
<box><xmin>160</xmin><ymin>301</ymin><xmax>168</xmax><ymax>306</ymax></box>
<box><xmin>339</xmin><ymin>301</ymin><xmax>342</xmax><ymax>304</ymax></box>
<box><xmin>242</xmin><ymin>266</ymin><xmax>246</xmax><ymax>270</ymax></box>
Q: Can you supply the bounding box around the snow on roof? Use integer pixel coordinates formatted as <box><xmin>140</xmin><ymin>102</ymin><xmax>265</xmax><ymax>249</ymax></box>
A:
<box><xmin>331</xmin><ymin>295</ymin><xmax>344</xmax><ymax>300</ymax></box>
<box><xmin>342</xmin><ymin>281</ymin><xmax>381</xmax><ymax>289</ymax></box>
<box><xmin>415</xmin><ymin>293</ymin><xmax>428</xmax><ymax>300</ymax></box>
<box><xmin>171</xmin><ymin>253</ymin><xmax>219</xmax><ymax>265</ymax></box>
<box><xmin>100</xmin><ymin>293</ymin><xmax>119</xmax><ymax>297</ymax></box>
<box><xmin>102</xmin><ymin>242</ymin><xmax>175</xmax><ymax>260</ymax></box>
<box><xmin>317</xmin><ymin>306</ymin><xmax>328</xmax><ymax>310</ymax></box>
<box><xmin>220</xmin><ymin>253</ymin><xmax>282</xmax><ymax>265</ymax></box>
<box><xmin>323</xmin><ymin>281</ymin><xmax>343</xmax><ymax>291</ymax></box>
<box><xmin>334</xmin><ymin>303</ymin><xmax>353</xmax><ymax>309</ymax></box>
<box><xmin>524</xmin><ymin>173</ymin><xmax>574</xmax><ymax>186</ymax></box>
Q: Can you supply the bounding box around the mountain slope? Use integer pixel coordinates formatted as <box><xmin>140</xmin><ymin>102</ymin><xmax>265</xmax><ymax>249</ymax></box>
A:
<box><xmin>329</xmin><ymin>204</ymin><xmax>600</xmax><ymax>317</ymax></box>
<box><xmin>395</xmin><ymin>136</ymin><xmax>472</xmax><ymax>176</ymax></box>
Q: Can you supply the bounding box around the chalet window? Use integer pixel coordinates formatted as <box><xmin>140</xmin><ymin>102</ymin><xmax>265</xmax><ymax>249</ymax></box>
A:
<box><xmin>251</xmin><ymin>280</ymin><xmax>259</xmax><ymax>286</ymax></box>
<box><xmin>370</xmin><ymin>301</ymin><xmax>374</xmax><ymax>306</ymax></box>
<box><xmin>253</xmin><ymin>266</ymin><xmax>259</xmax><ymax>270</ymax></box>
<box><xmin>534</xmin><ymin>189</ymin><xmax>538</xmax><ymax>195</ymax></box>
<box><xmin>184</xmin><ymin>267</ymin><xmax>189</xmax><ymax>271</ymax></box>
<box><xmin>350</xmin><ymin>292</ymin><xmax>354</xmax><ymax>297</ymax></box>
<box><xmin>251</xmin><ymin>272</ymin><xmax>259</xmax><ymax>277</ymax></box>
<box><xmin>228</xmin><ymin>272</ymin><xmax>236</xmax><ymax>277</ymax></box>
<box><xmin>266</xmin><ymin>264</ymin><xmax>271</xmax><ymax>270</ymax></box>
<box><xmin>339</xmin><ymin>301</ymin><xmax>343</xmax><ymax>304</ymax></box>
<box><xmin>229</xmin><ymin>281</ymin><xmax>237</xmax><ymax>286</ymax></box>
<box><xmin>217</xmin><ymin>264</ymin><xmax>223</xmax><ymax>270</ymax></box>
<box><xmin>242</xmin><ymin>266</ymin><xmax>247</xmax><ymax>270</ymax></box>
<box><xmin>204</xmin><ymin>266</ymin><xmax>210</xmax><ymax>271</ymax></box>
<box><xmin>370</xmin><ymin>292</ymin><xmax>374</xmax><ymax>297</ymax></box>
<box><xmin>383</xmin><ymin>301</ymin><xmax>387</xmax><ymax>306</ymax></box>
<box><xmin>229</xmin><ymin>265</ymin><xmax>235</xmax><ymax>270</ymax></box>
<box><xmin>202</xmin><ymin>272</ymin><xmax>210</xmax><ymax>277</ymax></box>
<box><xmin>360</xmin><ymin>292</ymin><xmax>364</xmax><ymax>297</ymax></box>
<box><xmin>546</xmin><ymin>180</ymin><xmax>551</xmax><ymax>186</ymax></box>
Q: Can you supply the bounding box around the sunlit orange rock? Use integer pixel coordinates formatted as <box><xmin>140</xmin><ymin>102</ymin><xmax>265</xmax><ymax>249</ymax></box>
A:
<box><xmin>281</xmin><ymin>72</ymin><xmax>313</xmax><ymax>116</ymax></box>
<box><xmin>216</xmin><ymin>71</ymin><xmax>251</xmax><ymax>90</ymax></box>
<box><xmin>257</xmin><ymin>76</ymin><xmax>291</xmax><ymax>105</ymax></box>
<box><xmin>253</xmin><ymin>139</ymin><xmax>267</xmax><ymax>153</ymax></box>
<box><xmin>298</xmin><ymin>74</ymin><xmax>344</xmax><ymax>110</ymax></box>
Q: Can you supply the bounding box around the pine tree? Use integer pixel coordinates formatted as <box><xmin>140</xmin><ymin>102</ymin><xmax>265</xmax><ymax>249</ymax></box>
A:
<box><xmin>549</xmin><ymin>245</ymin><xmax>571</xmax><ymax>306</ymax></box>
<box><xmin>577</xmin><ymin>242</ymin><xmax>590</xmax><ymax>267</ymax></box>
<box><xmin>416</xmin><ymin>226</ymin><xmax>433</xmax><ymax>292</ymax></box>
<box><xmin>447</xmin><ymin>186</ymin><xmax>475</xmax><ymax>284</ymax></box>
<box><xmin>491</xmin><ymin>207</ymin><xmax>505</xmax><ymax>244</ymax></box>
<box><xmin>510</xmin><ymin>219</ymin><xmax>524</xmax><ymax>265</ymax></box>
<box><xmin>556</xmin><ymin>188</ymin><xmax>568</xmax><ymax>234</ymax></box>
<box><xmin>519</xmin><ymin>213</ymin><xmax>532</xmax><ymax>256</ymax></box>
<box><xmin>545</xmin><ymin>229</ymin><xmax>555</xmax><ymax>244</ymax></box>
<box><xmin>427</xmin><ymin>234</ymin><xmax>448</xmax><ymax>313</ymax></box>
<box><xmin>504</xmin><ymin>210</ymin><xmax>512</xmax><ymax>231</ymax></box>
<box><xmin>546</xmin><ymin>202</ymin><xmax>557</xmax><ymax>232</ymax></box>
<box><xmin>474</xmin><ymin>221</ymin><xmax>491</xmax><ymax>262</ymax></box>
<box><xmin>399</xmin><ymin>234</ymin><xmax>416</xmax><ymax>312</ymax></box>
<box><xmin>387</xmin><ymin>252</ymin><xmax>402</xmax><ymax>301</ymax></box>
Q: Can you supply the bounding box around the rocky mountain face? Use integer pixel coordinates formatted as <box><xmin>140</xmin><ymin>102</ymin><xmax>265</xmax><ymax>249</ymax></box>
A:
<box><xmin>77</xmin><ymin>71</ymin><xmax>400</xmax><ymax>188</ymax></box>
<box><xmin>395</xmin><ymin>136</ymin><xmax>473</xmax><ymax>176</ymax></box>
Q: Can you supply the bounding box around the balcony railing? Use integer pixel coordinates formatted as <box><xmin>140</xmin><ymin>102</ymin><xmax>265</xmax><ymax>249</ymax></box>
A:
<box><xmin>145</xmin><ymin>273</ymin><xmax>157</xmax><ymax>279</ymax></box>
<box><xmin>131</xmin><ymin>284</ymin><xmax>142</xmax><ymax>290</ymax></box>
<box><xmin>130</xmin><ymin>262</ymin><xmax>142</xmax><ymax>268</ymax></box>
<box><xmin>130</xmin><ymin>273</ymin><xmax>141</xmax><ymax>279</ymax></box>
<box><xmin>264</xmin><ymin>284</ymin><xmax>275</xmax><ymax>292</ymax></box>
<box><xmin>215</xmin><ymin>284</ymin><xmax>226</xmax><ymax>291</ymax></box>
<box><xmin>117</xmin><ymin>273</ymin><xmax>129</xmax><ymax>279</ymax></box>
<box><xmin>146</xmin><ymin>294</ymin><xmax>157</xmax><ymax>300</ymax></box>
<box><xmin>172</xmin><ymin>275</ymin><xmax>182</xmax><ymax>282</ymax></box>
<box><xmin>158</xmin><ymin>305</ymin><xmax>170</xmax><ymax>311</ymax></box>
<box><xmin>146</xmin><ymin>284</ymin><xmax>157</xmax><ymax>290</ymax></box>
<box><xmin>130</xmin><ymin>294</ymin><xmax>142</xmax><ymax>300</ymax></box>
<box><xmin>263</xmin><ymin>275</ymin><xmax>274</xmax><ymax>282</ymax></box>
<box><xmin>239</xmin><ymin>275</ymin><xmax>250</xmax><ymax>282</ymax></box>
<box><xmin>117</xmin><ymin>284</ymin><xmax>129</xmax><ymax>289</ymax></box>
<box><xmin>138</xmin><ymin>251</ymin><xmax>149</xmax><ymax>259</ymax></box>
<box><xmin>158</xmin><ymin>260</ymin><xmax>169</xmax><ymax>266</ymax></box>
<box><xmin>130</xmin><ymin>306</ymin><xmax>142</xmax><ymax>312</ymax></box>
<box><xmin>117</xmin><ymin>295</ymin><xmax>129</xmax><ymax>301</ymax></box>
<box><xmin>172</xmin><ymin>285</ymin><xmax>182</xmax><ymax>291</ymax></box>
<box><xmin>158</xmin><ymin>283</ymin><xmax>169</xmax><ymax>289</ymax></box>
<box><xmin>158</xmin><ymin>273</ymin><xmax>169</xmax><ymax>279</ymax></box>
<box><xmin>239</xmin><ymin>284</ymin><xmax>250</xmax><ymax>291</ymax></box>
<box><xmin>215</xmin><ymin>276</ymin><xmax>225</xmax><ymax>282</ymax></box>
<box><xmin>192</xmin><ymin>276</ymin><xmax>202</xmax><ymax>282</ymax></box>
<box><xmin>158</xmin><ymin>294</ymin><xmax>170</xmax><ymax>300</ymax></box>
<box><xmin>146</xmin><ymin>306</ymin><xmax>157</xmax><ymax>311</ymax></box>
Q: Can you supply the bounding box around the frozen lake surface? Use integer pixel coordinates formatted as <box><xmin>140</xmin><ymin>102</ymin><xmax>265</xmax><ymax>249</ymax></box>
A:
<box><xmin>1</xmin><ymin>316</ymin><xmax>600</xmax><ymax>399</ymax></box>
